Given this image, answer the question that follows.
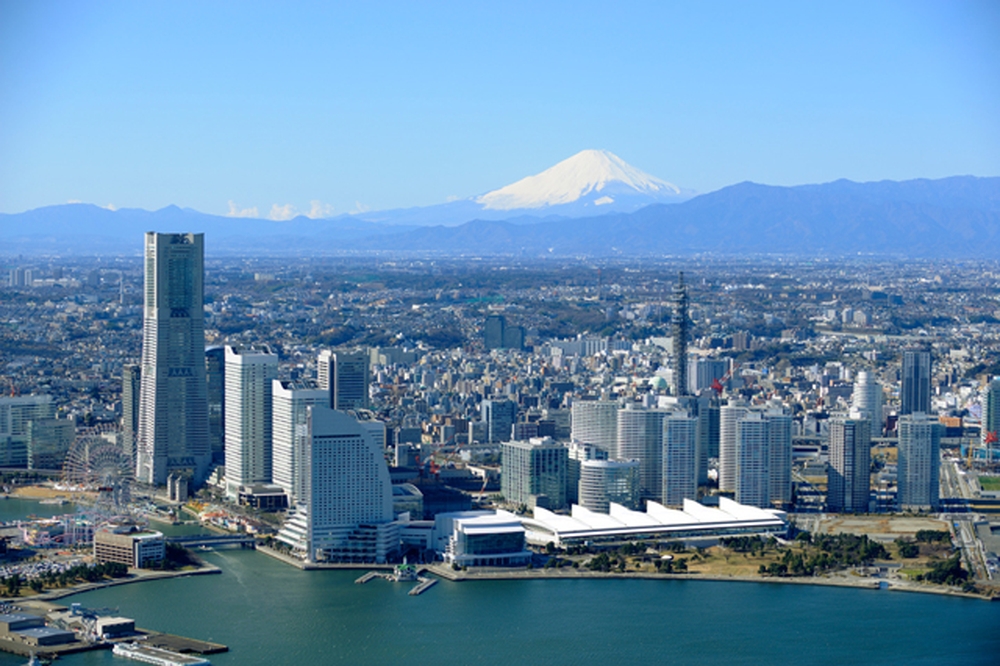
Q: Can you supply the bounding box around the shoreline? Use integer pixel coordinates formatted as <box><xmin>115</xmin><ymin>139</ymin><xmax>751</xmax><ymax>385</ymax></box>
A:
<box><xmin>4</xmin><ymin>564</ymin><xmax>223</xmax><ymax>604</ymax></box>
<box><xmin>257</xmin><ymin>545</ymin><xmax>992</xmax><ymax>601</ymax></box>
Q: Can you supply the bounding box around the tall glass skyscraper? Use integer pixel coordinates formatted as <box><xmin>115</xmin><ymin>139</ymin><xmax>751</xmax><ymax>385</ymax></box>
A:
<box><xmin>136</xmin><ymin>232</ymin><xmax>211</xmax><ymax>486</ymax></box>
<box><xmin>901</xmin><ymin>350</ymin><xmax>932</xmax><ymax>416</ymax></box>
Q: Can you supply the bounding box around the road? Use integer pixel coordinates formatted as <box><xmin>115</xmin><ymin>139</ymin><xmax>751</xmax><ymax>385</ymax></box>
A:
<box><xmin>940</xmin><ymin>457</ymin><xmax>992</xmax><ymax>581</ymax></box>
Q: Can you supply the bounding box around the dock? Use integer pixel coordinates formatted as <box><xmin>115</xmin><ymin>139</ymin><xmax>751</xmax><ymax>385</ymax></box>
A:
<box><xmin>135</xmin><ymin>629</ymin><xmax>229</xmax><ymax>655</ymax></box>
<box><xmin>409</xmin><ymin>577</ymin><xmax>437</xmax><ymax>596</ymax></box>
<box><xmin>355</xmin><ymin>572</ymin><xmax>380</xmax><ymax>584</ymax></box>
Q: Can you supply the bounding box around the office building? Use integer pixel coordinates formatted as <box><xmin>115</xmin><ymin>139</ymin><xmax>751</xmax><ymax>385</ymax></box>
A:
<box><xmin>501</xmin><ymin>437</ymin><xmax>568</xmax><ymax>510</ymax></box>
<box><xmin>579</xmin><ymin>459</ymin><xmax>641</xmax><ymax>513</ymax></box>
<box><xmin>827</xmin><ymin>416</ymin><xmax>871</xmax><ymax>513</ymax></box>
<box><xmin>718</xmin><ymin>399</ymin><xmax>749</xmax><ymax>492</ymax></box>
<box><xmin>26</xmin><ymin>417</ymin><xmax>74</xmax><ymax>470</ymax></box>
<box><xmin>484</xmin><ymin>315</ymin><xmax>505</xmax><ymax>350</ymax></box>
<box><xmin>205</xmin><ymin>346</ymin><xmax>226</xmax><ymax>464</ymax></box>
<box><xmin>271</xmin><ymin>379</ymin><xmax>328</xmax><ymax>504</ymax></box>
<box><xmin>851</xmin><ymin>371</ymin><xmax>883</xmax><ymax>436</ymax></box>
<box><xmin>570</xmin><ymin>400</ymin><xmax>618</xmax><ymax>453</ymax></box>
<box><xmin>136</xmin><ymin>232</ymin><xmax>211</xmax><ymax>486</ymax></box>
<box><xmin>662</xmin><ymin>412</ymin><xmax>698</xmax><ymax>507</ymax></box>
<box><xmin>481</xmin><ymin>399</ymin><xmax>517</xmax><ymax>443</ymax></box>
<box><xmin>901</xmin><ymin>350</ymin><xmax>932</xmax><ymax>416</ymax></box>
<box><xmin>277</xmin><ymin>406</ymin><xmax>398</xmax><ymax>563</ymax></box>
<box><xmin>121</xmin><ymin>364</ymin><xmax>141</xmax><ymax>463</ymax></box>
<box><xmin>0</xmin><ymin>395</ymin><xmax>56</xmax><ymax>468</ymax></box>
<box><xmin>224</xmin><ymin>345</ymin><xmax>278</xmax><ymax>498</ymax></box>
<box><xmin>897</xmin><ymin>413</ymin><xmax>941</xmax><ymax>511</ymax></box>
<box><xmin>688</xmin><ymin>358</ymin><xmax>730</xmax><ymax>394</ymax></box>
<box><xmin>616</xmin><ymin>405</ymin><xmax>668</xmax><ymax>501</ymax></box>
<box><xmin>695</xmin><ymin>392</ymin><xmax>720</xmax><ymax>485</ymax></box>
<box><xmin>317</xmin><ymin>350</ymin><xmax>370</xmax><ymax>411</ymax></box>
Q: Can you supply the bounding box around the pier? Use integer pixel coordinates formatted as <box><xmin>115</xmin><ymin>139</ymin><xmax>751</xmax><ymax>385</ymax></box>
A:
<box><xmin>166</xmin><ymin>534</ymin><xmax>257</xmax><ymax>550</ymax></box>
<box><xmin>354</xmin><ymin>565</ymin><xmax>438</xmax><ymax>595</ymax></box>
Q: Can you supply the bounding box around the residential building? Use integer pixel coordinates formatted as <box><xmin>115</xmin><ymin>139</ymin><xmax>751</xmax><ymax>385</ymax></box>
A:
<box><xmin>851</xmin><ymin>370</ymin><xmax>883</xmax><ymax>436</ymax></box>
<box><xmin>901</xmin><ymin>350</ymin><xmax>932</xmax><ymax>416</ymax></box>
<box><xmin>662</xmin><ymin>412</ymin><xmax>697</xmax><ymax>507</ymax></box>
<box><xmin>718</xmin><ymin>399</ymin><xmax>749</xmax><ymax>492</ymax></box>
<box><xmin>570</xmin><ymin>400</ymin><xmax>618</xmax><ymax>454</ymax></box>
<box><xmin>579</xmin><ymin>459</ymin><xmax>641</xmax><ymax>513</ymax></box>
<box><xmin>827</xmin><ymin>416</ymin><xmax>871</xmax><ymax>512</ymax></box>
<box><xmin>897</xmin><ymin>413</ymin><xmax>941</xmax><ymax>511</ymax></box>
<box><xmin>481</xmin><ymin>399</ymin><xmax>517</xmax><ymax>443</ymax></box>
<box><xmin>616</xmin><ymin>404</ymin><xmax>667</xmax><ymax>501</ymax></box>
<box><xmin>121</xmin><ymin>364</ymin><xmax>141</xmax><ymax>463</ymax></box>
<box><xmin>271</xmin><ymin>379</ymin><xmax>328</xmax><ymax>504</ymax></box>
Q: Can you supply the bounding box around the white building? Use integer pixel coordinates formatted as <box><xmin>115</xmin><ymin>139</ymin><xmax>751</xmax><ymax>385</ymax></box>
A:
<box><xmin>718</xmin><ymin>399</ymin><xmax>748</xmax><ymax>493</ymax></box>
<box><xmin>578</xmin><ymin>459</ymin><xmax>641</xmax><ymax>513</ymax></box>
<box><xmin>271</xmin><ymin>379</ymin><xmax>328</xmax><ymax>504</ymax></box>
<box><xmin>567</xmin><ymin>440</ymin><xmax>608</xmax><ymax>505</ymax></box>
<box><xmin>521</xmin><ymin>497</ymin><xmax>787</xmax><ymax>548</ymax></box>
<box><xmin>736</xmin><ymin>412</ymin><xmax>770</xmax><ymax>508</ymax></box>
<box><xmin>433</xmin><ymin>511</ymin><xmax>531</xmax><ymax>567</ymax></box>
<box><xmin>662</xmin><ymin>412</ymin><xmax>697</xmax><ymax>507</ymax></box>
<box><xmin>277</xmin><ymin>406</ymin><xmax>398</xmax><ymax>563</ymax></box>
<box><xmin>224</xmin><ymin>345</ymin><xmax>278</xmax><ymax>498</ymax></box>
<box><xmin>136</xmin><ymin>232</ymin><xmax>212</xmax><ymax>486</ymax></box>
<box><xmin>570</xmin><ymin>400</ymin><xmax>618</xmax><ymax>454</ymax></box>
<box><xmin>616</xmin><ymin>405</ymin><xmax>667</xmax><ymax>501</ymax></box>
<box><xmin>851</xmin><ymin>371</ymin><xmax>884</xmax><ymax>436</ymax></box>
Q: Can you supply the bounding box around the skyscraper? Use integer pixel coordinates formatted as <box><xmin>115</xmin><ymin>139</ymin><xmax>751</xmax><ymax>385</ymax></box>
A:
<box><xmin>136</xmin><ymin>232</ymin><xmax>211</xmax><ymax>486</ymax></box>
<box><xmin>271</xmin><ymin>379</ymin><xmax>328</xmax><ymax>504</ymax></box>
<box><xmin>121</xmin><ymin>364</ymin><xmax>141</xmax><ymax>463</ymax></box>
<box><xmin>277</xmin><ymin>406</ymin><xmax>397</xmax><ymax>563</ymax></box>
<box><xmin>616</xmin><ymin>405</ymin><xmax>667</xmax><ymax>501</ymax></box>
<box><xmin>901</xmin><ymin>350</ymin><xmax>932</xmax><ymax>416</ymax></box>
<box><xmin>827</xmin><ymin>416</ymin><xmax>871</xmax><ymax>513</ymax></box>
<box><xmin>317</xmin><ymin>350</ymin><xmax>370</xmax><ymax>411</ymax></box>
<box><xmin>205</xmin><ymin>346</ymin><xmax>226</xmax><ymax>465</ymax></box>
<box><xmin>672</xmin><ymin>272</ymin><xmax>689</xmax><ymax>396</ymax></box>
<box><xmin>662</xmin><ymin>411</ymin><xmax>698</xmax><ymax>507</ymax></box>
<box><xmin>897</xmin><ymin>413</ymin><xmax>941</xmax><ymax>511</ymax></box>
<box><xmin>982</xmin><ymin>378</ymin><xmax>1000</xmax><ymax>452</ymax></box>
<box><xmin>224</xmin><ymin>345</ymin><xmax>278</xmax><ymax>498</ymax></box>
<box><xmin>766</xmin><ymin>410</ymin><xmax>792</xmax><ymax>507</ymax></box>
<box><xmin>851</xmin><ymin>370</ymin><xmax>883</xmax><ymax>436</ymax></box>
<box><xmin>570</xmin><ymin>400</ymin><xmax>618</xmax><ymax>454</ymax></box>
<box><xmin>718</xmin><ymin>399</ymin><xmax>749</xmax><ymax>492</ymax></box>
<box><xmin>735</xmin><ymin>412</ymin><xmax>770</xmax><ymax>508</ymax></box>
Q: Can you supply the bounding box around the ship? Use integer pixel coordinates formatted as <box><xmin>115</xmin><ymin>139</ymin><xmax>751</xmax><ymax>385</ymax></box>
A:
<box><xmin>112</xmin><ymin>642</ymin><xmax>211</xmax><ymax>666</ymax></box>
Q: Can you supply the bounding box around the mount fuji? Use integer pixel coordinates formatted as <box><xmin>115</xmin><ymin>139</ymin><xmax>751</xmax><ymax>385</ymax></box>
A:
<box><xmin>343</xmin><ymin>149</ymin><xmax>694</xmax><ymax>226</ymax></box>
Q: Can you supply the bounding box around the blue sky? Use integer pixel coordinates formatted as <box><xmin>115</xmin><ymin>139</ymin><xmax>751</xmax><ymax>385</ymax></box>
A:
<box><xmin>1</xmin><ymin>1</ymin><xmax>998</xmax><ymax>218</ymax></box>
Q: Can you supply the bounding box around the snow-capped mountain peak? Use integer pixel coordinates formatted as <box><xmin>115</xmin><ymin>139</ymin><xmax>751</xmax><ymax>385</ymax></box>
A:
<box><xmin>475</xmin><ymin>149</ymin><xmax>683</xmax><ymax>211</ymax></box>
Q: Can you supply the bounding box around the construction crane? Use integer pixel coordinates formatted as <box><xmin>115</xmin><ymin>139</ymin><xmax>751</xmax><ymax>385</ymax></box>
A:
<box><xmin>711</xmin><ymin>362</ymin><xmax>741</xmax><ymax>396</ymax></box>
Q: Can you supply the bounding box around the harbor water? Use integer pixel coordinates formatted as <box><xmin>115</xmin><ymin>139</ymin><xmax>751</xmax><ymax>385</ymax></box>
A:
<box><xmin>1</xmin><ymin>502</ymin><xmax>998</xmax><ymax>665</ymax></box>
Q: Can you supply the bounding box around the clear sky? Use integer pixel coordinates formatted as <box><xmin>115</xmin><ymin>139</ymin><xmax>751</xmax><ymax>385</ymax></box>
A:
<box><xmin>1</xmin><ymin>0</ymin><xmax>998</xmax><ymax>218</ymax></box>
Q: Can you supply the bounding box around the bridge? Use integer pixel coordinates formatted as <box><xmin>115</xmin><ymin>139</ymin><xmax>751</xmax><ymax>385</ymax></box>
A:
<box><xmin>167</xmin><ymin>534</ymin><xmax>257</xmax><ymax>550</ymax></box>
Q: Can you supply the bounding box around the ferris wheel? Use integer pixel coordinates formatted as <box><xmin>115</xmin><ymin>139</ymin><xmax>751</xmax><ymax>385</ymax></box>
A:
<box><xmin>61</xmin><ymin>425</ymin><xmax>135</xmax><ymax>520</ymax></box>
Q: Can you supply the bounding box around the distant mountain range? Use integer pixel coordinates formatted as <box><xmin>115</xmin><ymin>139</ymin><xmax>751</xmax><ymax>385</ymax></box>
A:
<box><xmin>1</xmin><ymin>152</ymin><xmax>998</xmax><ymax>258</ymax></box>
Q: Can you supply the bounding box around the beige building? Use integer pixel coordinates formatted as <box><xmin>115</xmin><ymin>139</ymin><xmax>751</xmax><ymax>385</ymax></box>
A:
<box><xmin>94</xmin><ymin>528</ymin><xmax>165</xmax><ymax>568</ymax></box>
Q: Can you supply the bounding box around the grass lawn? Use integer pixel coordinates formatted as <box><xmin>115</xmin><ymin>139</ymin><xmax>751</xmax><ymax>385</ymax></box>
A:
<box><xmin>979</xmin><ymin>476</ymin><xmax>1000</xmax><ymax>491</ymax></box>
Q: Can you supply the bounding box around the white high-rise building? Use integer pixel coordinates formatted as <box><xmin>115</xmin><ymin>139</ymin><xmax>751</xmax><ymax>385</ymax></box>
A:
<box><xmin>317</xmin><ymin>350</ymin><xmax>370</xmax><ymax>411</ymax></box>
<box><xmin>136</xmin><ymin>232</ymin><xmax>211</xmax><ymax>486</ymax></box>
<box><xmin>897</xmin><ymin>413</ymin><xmax>941</xmax><ymax>511</ymax></box>
<box><xmin>277</xmin><ymin>406</ymin><xmax>397</xmax><ymax>563</ymax></box>
<box><xmin>851</xmin><ymin>371</ymin><xmax>883</xmax><ymax>436</ymax></box>
<box><xmin>570</xmin><ymin>400</ymin><xmax>618</xmax><ymax>453</ymax></box>
<box><xmin>272</xmin><ymin>379</ymin><xmax>328</xmax><ymax>504</ymax></box>
<box><xmin>718</xmin><ymin>399</ymin><xmax>748</xmax><ymax>492</ymax></box>
<box><xmin>567</xmin><ymin>440</ymin><xmax>609</xmax><ymax>505</ymax></box>
<box><xmin>828</xmin><ymin>416</ymin><xmax>871</xmax><ymax>512</ymax></box>
<box><xmin>766</xmin><ymin>410</ymin><xmax>792</xmax><ymax>506</ymax></box>
<box><xmin>579</xmin><ymin>459</ymin><xmax>640</xmax><ymax>513</ymax></box>
<box><xmin>662</xmin><ymin>412</ymin><xmax>698</xmax><ymax>507</ymax></box>
<box><xmin>616</xmin><ymin>405</ymin><xmax>667</xmax><ymax>501</ymax></box>
<box><xmin>736</xmin><ymin>412</ymin><xmax>770</xmax><ymax>508</ymax></box>
<box><xmin>224</xmin><ymin>345</ymin><xmax>278</xmax><ymax>498</ymax></box>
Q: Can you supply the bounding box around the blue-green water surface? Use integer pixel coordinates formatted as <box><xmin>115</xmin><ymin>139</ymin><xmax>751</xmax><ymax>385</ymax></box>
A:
<box><xmin>0</xmin><ymin>501</ymin><xmax>997</xmax><ymax>666</ymax></box>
